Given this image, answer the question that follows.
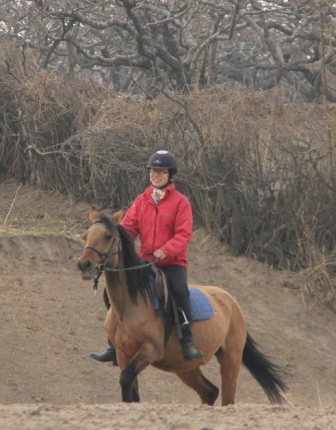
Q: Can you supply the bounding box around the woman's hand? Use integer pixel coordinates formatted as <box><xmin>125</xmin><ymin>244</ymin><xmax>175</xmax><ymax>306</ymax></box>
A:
<box><xmin>154</xmin><ymin>249</ymin><xmax>166</xmax><ymax>260</ymax></box>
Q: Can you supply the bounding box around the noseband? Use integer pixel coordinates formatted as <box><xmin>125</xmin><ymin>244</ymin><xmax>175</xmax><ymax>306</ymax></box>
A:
<box><xmin>84</xmin><ymin>245</ymin><xmax>119</xmax><ymax>261</ymax></box>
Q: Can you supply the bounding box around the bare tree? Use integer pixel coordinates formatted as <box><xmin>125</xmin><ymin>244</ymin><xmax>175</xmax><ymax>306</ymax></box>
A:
<box><xmin>1</xmin><ymin>0</ymin><xmax>336</xmax><ymax>101</ymax></box>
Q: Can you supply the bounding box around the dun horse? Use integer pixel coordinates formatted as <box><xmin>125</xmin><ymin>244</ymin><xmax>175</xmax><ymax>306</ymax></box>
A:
<box><xmin>77</xmin><ymin>208</ymin><xmax>287</xmax><ymax>405</ymax></box>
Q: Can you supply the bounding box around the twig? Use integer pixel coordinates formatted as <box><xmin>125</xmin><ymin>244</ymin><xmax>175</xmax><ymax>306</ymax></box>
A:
<box><xmin>25</xmin><ymin>145</ymin><xmax>65</xmax><ymax>156</ymax></box>
<box><xmin>316</xmin><ymin>381</ymin><xmax>322</xmax><ymax>406</ymax></box>
<box><xmin>3</xmin><ymin>184</ymin><xmax>22</xmax><ymax>227</ymax></box>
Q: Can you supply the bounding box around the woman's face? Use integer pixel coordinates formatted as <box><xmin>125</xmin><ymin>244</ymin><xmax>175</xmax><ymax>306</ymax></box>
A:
<box><xmin>150</xmin><ymin>168</ymin><xmax>169</xmax><ymax>188</ymax></box>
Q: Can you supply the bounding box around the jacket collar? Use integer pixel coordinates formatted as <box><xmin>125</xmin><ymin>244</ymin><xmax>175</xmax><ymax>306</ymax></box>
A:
<box><xmin>144</xmin><ymin>182</ymin><xmax>176</xmax><ymax>200</ymax></box>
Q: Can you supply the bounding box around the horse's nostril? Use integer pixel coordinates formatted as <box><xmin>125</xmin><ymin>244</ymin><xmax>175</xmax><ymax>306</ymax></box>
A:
<box><xmin>77</xmin><ymin>260</ymin><xmax>91</xmax><ymax>271</ymax></box>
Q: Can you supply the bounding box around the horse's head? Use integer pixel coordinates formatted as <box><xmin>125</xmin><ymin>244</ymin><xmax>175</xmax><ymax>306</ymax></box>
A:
<box><xmin>77</xmin><ymin>207</ymin><xmax>124</xmax><ymax>280</ymax></box>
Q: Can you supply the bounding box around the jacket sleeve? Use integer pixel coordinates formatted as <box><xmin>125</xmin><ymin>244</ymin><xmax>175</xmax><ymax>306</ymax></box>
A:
<box><xmin>160</xmin><ymin>197</ymin><xmax>192</xmax><ymax>258</ymax></box>
<box><xmin>120</xmin><ymin>197</ymin><xmax>140</xmax><ymax>240</ymax></box>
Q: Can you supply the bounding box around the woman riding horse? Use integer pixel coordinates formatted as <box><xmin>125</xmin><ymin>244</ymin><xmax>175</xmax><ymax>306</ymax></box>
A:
<box><xmin>77</xmin><ymin>207</ymin><xmax>287</xmax><ymax>404</ymax></box>
<box><xmin>91</xmin><ymin>150</ymin><xmax>203</xmax><ymax>363</ymax></box>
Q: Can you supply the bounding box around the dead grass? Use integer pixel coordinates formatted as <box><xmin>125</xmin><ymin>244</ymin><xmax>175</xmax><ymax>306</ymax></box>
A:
<box><xmin>0</xmin><ymin>216</ymin><xmax>82</xmax><ymax>238</ymax></box>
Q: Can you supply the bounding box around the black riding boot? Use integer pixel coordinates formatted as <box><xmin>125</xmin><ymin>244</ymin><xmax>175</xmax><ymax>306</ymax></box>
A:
<box><xmin>179</xmin><ymin>312</ymin><xmax>204</xmax><ymax>362</ymax></box>
<box><xmin>89</xmin><ymin>339</ymin><xmax>118</xmax><ymax>366</ymax></box>
<box><xmin>162</xmin><ymin>265</ymin><xmax>204</xmax><ymax>362</ymax></box>
<box><xmin>181</xmin><ymin>340</ymin><xmax>204</xmax><ymax>362</ymax></box>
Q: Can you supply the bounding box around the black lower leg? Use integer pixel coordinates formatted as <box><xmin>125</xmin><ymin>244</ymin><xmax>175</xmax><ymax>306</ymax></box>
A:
<box><xmin>120</xmin><ymin>363</ymin><xmax>138</xmax><ymax>403</ymax></box>
<box><xmin>163</xmin><ymin>265</ymin><xmax>203</xmax><ymax>362</ymax></box>
<box><xmin>131</xmin><ymin>378</ymin><xmax>140</xmax><ymax>402</ymax></box>
<box><xmin>180</xmin><ymin>321</ymin><xmax>204</xmax><ymax>362</ymax></box>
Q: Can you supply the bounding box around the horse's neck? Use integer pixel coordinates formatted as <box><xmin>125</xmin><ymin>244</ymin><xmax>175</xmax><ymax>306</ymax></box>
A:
<box><xmin>104</xmin><ymin>271</ymin><xmax>130</xmax><ymax>317</ymax></box>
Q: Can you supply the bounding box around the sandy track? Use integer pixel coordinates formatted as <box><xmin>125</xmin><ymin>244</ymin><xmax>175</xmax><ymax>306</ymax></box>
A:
<box><xmin>1</xmin><ymin>403</ymin><xmax>336</xmax><ymax>429</ymax></box>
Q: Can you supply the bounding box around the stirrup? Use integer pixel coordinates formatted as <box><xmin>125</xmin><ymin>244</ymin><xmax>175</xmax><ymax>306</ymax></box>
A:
<box><xmin>178</xmin><ymin>309</ymin><xmax>190</xmax><ymax>329</ymax></box>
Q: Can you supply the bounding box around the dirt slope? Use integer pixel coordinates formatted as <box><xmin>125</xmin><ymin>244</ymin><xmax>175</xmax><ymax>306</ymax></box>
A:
<box><xmin>1</xmin><ymin>179</ymin><xmax>336</xmax><ymax>429</ymax></box>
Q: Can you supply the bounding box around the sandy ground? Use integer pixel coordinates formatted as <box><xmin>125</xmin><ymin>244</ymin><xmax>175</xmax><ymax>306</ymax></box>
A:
<box><xmin>1</xmin><ymin>403</ymin><xmax>336</xmax><ymax>429</ymax></box>
<box><xmin>1</xmin><ymin>179</ymin><xmax>336</xmax><ymax>429</ymax></box>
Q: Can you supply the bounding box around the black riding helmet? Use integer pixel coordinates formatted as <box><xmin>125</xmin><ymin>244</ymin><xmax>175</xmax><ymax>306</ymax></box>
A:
<box><xmin>146</xmin><ymin>150</ymin><xmax>178</xmax><ymax>181</ymax></box>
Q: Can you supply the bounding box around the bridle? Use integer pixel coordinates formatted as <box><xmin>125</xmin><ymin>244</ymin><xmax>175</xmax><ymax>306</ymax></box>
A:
<box><xmin>84</xmin><ymin>225</ymin><xmax>120</xmax><ymax>295</ymax></box>
<box><xmin>86</xmin><ymin>220</ymin><xmax>159</xmax><ymax>295</ymax></box>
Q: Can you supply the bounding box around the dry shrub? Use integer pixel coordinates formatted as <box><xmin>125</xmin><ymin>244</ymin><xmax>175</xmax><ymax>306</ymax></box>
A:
<box><xmin>1</xmin><ymin>41</ymin><xmax>336</xmax><ymax>308</ymax></box>
<box><xmin>300</xmin><ymin>224</ymin><xmax>336</xmax><ymax>310</ymax></box>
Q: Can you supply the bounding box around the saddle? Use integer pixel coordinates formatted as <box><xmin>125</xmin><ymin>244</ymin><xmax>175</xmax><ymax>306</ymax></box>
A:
<box><xmin>149</xmin><ymin>266</ymin><xmax>213</xmax><ymax>323</ymax></box>
<box><xmin>103</xmin><ymin>265</ymin><xmax>213</xmax><ymax>323</ymax></box>
<box><xmin>150</xmin><ymin>265</ymin><xmax>169</xmax><ymax>310</ymax></box>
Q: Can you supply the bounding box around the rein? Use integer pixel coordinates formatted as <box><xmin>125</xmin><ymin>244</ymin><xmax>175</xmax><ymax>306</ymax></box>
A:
<box><xmin>93</xmin><ymin>256</ymin><xmax>159</xmax><ymax>296</ymax></box>
<box><xmin>103</xmin><ymin>260</ymin><xmax>159</xmax><ymax>272</ymax></box>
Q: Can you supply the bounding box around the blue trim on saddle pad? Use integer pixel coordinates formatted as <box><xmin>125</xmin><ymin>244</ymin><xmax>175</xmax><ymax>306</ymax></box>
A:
<box><xmin>149</xmin><ymin>275</ymin><xmax>213</xmax><ymax>321</ymax></box>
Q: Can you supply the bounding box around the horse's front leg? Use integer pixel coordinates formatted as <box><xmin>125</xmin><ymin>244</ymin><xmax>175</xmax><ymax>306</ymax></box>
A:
<box><xmin>131</xmin><ymin>376</ymin><xmax>140</xmax><ymax>402</ymax></box>
<box><xmin>119</xmin><ymin>343</ymin><xmax>163</xmax><ymax>403</ymax></box>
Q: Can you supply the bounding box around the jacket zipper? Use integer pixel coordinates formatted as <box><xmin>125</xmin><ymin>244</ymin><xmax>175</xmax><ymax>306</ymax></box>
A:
<box><xmin>151</xmin><ymin>200</ymin><xmax>159</xmax><ymax>254</ymax></box>
<box><xmin>150</xmin><ymin>187</ymin><xmax>169</xmax><ymax>255</ymax></box>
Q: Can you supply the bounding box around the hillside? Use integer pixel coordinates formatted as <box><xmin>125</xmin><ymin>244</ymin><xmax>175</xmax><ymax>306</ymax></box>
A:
<box><xmin>1</xmin><ymin>179</ymin><xmax>336</xmax><ymax>429</ymax></box>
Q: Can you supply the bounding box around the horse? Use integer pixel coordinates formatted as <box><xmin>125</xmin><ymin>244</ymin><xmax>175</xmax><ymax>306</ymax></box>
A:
<box><xmin>77</xmin><ymin>207</ymin><xmax>287</xmax><ymax>405</ymax></box>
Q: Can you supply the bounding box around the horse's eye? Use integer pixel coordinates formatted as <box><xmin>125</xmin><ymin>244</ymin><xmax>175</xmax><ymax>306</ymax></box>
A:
<box><xmin>105</xmin><ymin>235</ymin><xmax>112</xmax><ymax>241</ymax></box>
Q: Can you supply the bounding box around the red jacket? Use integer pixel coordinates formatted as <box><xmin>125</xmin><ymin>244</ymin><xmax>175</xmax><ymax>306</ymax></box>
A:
<box><xmin>121</xmin><ymin>182</ymin><xmax>192</xmax><ymax>268</ymax></box>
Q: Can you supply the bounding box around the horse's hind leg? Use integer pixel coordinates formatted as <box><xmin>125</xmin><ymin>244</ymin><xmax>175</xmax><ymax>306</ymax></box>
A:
<box><xmin>176</xmin><ymin>368</ymin><xmax>219</xmax><ymax>405</ymax></box>
<box><xmin>215</xmin><ymin>346</ymin><xmax>242</xmax><ymax>406</ymax></box>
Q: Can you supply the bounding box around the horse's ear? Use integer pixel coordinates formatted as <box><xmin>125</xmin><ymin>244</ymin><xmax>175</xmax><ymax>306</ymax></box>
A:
<box><xmin>112</xmin><ymin>208</ymin><xmax>126</xmax><ymax>224</ymax></box>
<box><xmin>89</xmin><ymin>206</ymin><xmax>99</xmax><ymax>222</ymax></box>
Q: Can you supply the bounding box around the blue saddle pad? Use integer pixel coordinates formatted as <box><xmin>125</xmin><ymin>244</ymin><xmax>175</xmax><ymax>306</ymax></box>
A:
<box><xmin>189</xmin><ymin>286</ymin><xmax>214</xmax><ymax>321</ymax></box>
<box><xmin>149</xmin><ymin>275</ymin><xmax>213</xmax><ymax>321</ymax></box>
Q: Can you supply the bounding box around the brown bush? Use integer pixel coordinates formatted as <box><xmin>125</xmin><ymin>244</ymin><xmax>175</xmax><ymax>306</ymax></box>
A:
<box><xmin>1</xmin><ymin>41</ymin><xmax>336</xmax><ymax>308</ymax></box>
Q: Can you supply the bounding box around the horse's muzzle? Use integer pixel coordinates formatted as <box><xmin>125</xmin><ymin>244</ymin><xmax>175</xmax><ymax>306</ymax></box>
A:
<box><xmin>77</xmin><ymin>259</ymin><xmax>96</xmax><ymax>280</ymax></box>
